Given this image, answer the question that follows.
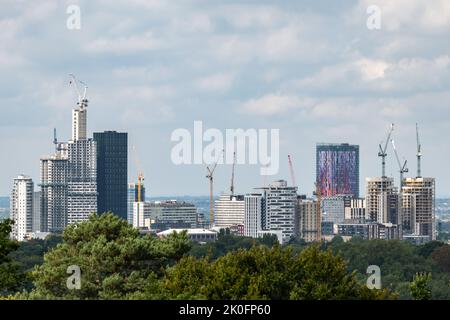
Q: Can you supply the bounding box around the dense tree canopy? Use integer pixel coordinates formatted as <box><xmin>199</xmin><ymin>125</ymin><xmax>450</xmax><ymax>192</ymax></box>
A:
<box><xmin>163</xmin><ymin>244</ymin><xmax>394</xmax><ymax>300</ymax></box>
<box><xmin>26</xmin><ymin>214</ymin><xmax>191</xmax><ymax>299</ymax></box>
<box><xmin>0</xmin><ymin>219</ymin><xmax>23</xmax><ymax>295</ymax></box>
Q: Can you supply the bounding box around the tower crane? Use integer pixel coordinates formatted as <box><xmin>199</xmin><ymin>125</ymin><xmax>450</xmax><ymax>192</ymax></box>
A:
<box><xmin>206</xmin><ymin>149</ymin><xmax>224</xmax><ymax>228</ymax></box>
<box><xmin>378</xmin><ymin>123</ymin><xmax>394</xmax><ymax>177</ymax></box>
<box><xmin>391</xmin><ymin>138</ymin><xmax>408</xmax><ymax>226</ymax></box>
<box><xmin>287</xmin><ymin>155</ymin><xmax>297</xmax><ymax>188</ymax></box>
<box><xmin>391</xmin><ymin>138</ymin><xmax>408</xmax><ymax>187</ymax></box>
<box><xmin>416</xmin><ymin>123</ymin><xmax>422</xmax><ymax>178</ymax></box>
<box><xmin>230</xmin><ymin>151</ymin><xmax>236</xmax><ymax>196</ymax></box>
<box><xmin>69</xmin><ymin>74</ymin><xmax>88</xmax><ymax>109</ymax></box>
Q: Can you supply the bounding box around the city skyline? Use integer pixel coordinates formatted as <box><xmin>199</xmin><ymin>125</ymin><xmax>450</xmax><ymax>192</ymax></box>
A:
<box><xmin>1</xmin><ymin>1</ymin><xmax>449</xmax><ymax>197</ymax></box>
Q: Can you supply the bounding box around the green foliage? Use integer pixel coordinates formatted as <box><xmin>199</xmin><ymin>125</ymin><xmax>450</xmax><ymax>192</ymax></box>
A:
<box><xmin>189</xmin><ymin>230</ymin><xmax>278</xmax><ymax>259</ymax></box>
<box><xmin>431</xmin><ymin>245</ymin><xmax>450</xmax><ymax>273</ymax></box>
<box><xmin>410</xmin><ymin>273</ymin><xmax>432</xmax><ymax>300</ymax></box>
<box><xmin>0</xmin><ymin>219</ymin><xmax>23</xmax><ymax>296</ymax></box>
<box><xmin>163</xmin><ymin>244</ymin><xmax>394</xmax><ymax>300</ymax></box>
<box><xmin>26</xmin><ymin>213</ymin><xmax>191</xmax><ymax>299</ymax></box>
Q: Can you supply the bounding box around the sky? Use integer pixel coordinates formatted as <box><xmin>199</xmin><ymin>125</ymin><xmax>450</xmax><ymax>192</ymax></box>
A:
<box><xmin>0</xmin><ymin>0</ymin><xmax>449</xmax><ymax>197</ymax></box>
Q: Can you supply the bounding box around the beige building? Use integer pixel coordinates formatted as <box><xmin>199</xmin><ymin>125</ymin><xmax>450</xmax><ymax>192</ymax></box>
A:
<box><xmin>297</xmin><ymin>199</ymin><xmax>320</xmax><ymax>242</ymax></box>
<box><xmin>365</xmin><ymin>177</ymin><xmax>399</xmax><ymax>225</ymax></box>
<box><xmin>214</xmin><ymin>194</ymin><xmax>245</xmax><ymax>229</ymax></box>
<box><xmin>402</xmin><ymin>177</ymin><xmax>435</xmax><ymax>239</ymax></box>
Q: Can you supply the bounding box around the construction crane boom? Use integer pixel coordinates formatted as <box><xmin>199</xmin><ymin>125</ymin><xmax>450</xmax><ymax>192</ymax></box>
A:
<box><xmin>416</xmin><ymin>123</ymin><xmax>422</xmax><ymax>178</ymax></box>
<box><xmin>230</xmin><ymin>151</ymin><xmax>236</xmax><ymax>196</ymax></box>
<box><xmin>391</xmin><ymin>138</ymin><xmax>408</xmax><ymax>185</ymax></box>
<box><xmin>287</xmin><ymin>155</ymin><xmax>297</xmax><ymax>188</ymax></box>
<box><xmin>378</xmin><ymin>123</ymin><xmax>394</xmax><ymax>177</ymax></box>
<box><xmin>69</xmin><ymin>74</ymin><xmax>88</xmax><ymax>109</ymax></box>
<box><xmin>206</xmin><ymin>149</ymin><xmax>224</xmax><ymax>228</ymax></box>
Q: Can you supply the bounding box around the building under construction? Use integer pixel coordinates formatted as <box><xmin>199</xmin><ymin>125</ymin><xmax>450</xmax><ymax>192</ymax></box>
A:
<box><xmin>365</xmin><ymin>177</ymin><xmax>399</xmax><ymax>225</ymax></box>
<box><xmin>402</xmin><ymin>177</ymin><xmax>435</xmax><ymax>239</ymax></box>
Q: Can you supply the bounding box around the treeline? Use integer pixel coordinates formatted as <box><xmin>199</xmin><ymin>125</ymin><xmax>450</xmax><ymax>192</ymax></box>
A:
<box><xmin>1</xmin><ymin>215</ymin><xmax>449</xmax><ymax>300</ymax></box>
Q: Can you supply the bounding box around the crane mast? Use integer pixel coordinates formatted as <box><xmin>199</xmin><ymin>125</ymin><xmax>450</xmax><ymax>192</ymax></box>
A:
<box><xmin>378</xmin><ymin>123</ymin><xmax>394</xmax><ymax>177</ymax></box>
<box><xmin>416</xmin><ymin>123</ymin><xmax>422</xmax><ymax>178</ymax></box>
<box><xmin>288</xmin><ymin>155</ymin><xmax>297</xmax><ymax>188</ymax></box>
<box><xmin>230</xmin><ymin>151</ymin><xmax>236</xmax><ymax>196</ymax></box>
<box><xmin>206</xmin><ymin>149</ymin><xmax>224</xmax><ymax>228</ymax></box>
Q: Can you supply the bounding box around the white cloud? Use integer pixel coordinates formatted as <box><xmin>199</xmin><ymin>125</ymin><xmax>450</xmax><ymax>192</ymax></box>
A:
<box><xmin>195</xmin><ymin>73</ymin><xmax>234</xmax><ymax>93</ymax></box>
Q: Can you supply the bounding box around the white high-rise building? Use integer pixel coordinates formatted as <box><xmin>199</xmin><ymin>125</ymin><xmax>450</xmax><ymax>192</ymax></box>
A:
<box><xmin>214</xmin><ymin>194</ymin><xmax>245</xmax><ymax>228</ymax></box>
<box><xmin>10</xmin><ymin>175</ymin><xmax>34</xmax><ymax>241</ymax></box>
<box><xmin>244</xmin><ymin>194</ymin><xmax>265</xmax><ymax>238</ymax></box>
<box><xmin>72</xmin><ymin>105</ymin><xmax>87</xmax><ymax>141</ymax></box>
<box><xmin>133</xmin><ymin>201</ymin><xmax>151</xmax><ymax>228</ymax></box>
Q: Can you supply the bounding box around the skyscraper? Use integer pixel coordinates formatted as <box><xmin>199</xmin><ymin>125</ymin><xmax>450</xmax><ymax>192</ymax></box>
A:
<box><xmin>244</xmin><ymin>194</ymin><xmax>265</xmax><ymax>238</ymax></box>
<box><xmin>10</xmin><ymin>175</ymin><xmax>33</xmax><ymax>241</ymax></box>
<box><xmin>66</xmin><ymin>85</ymin><xmax>97</xmax><ymax>225</ymax></box>
<box><xmin>316</xmin><ymin>143</ymin><xmax>359</xmax><ymax>197</ymax></box>
<box><xmin>67</xmin><ymin>139</ymin><xmax>97</xmax><ymax>224</ymax></box>
<box><xmin>94</xmin><ymin>131</ymin><xmax>128</xmax><ymax>220</ymax></box>
<box><xmin>264</xmin><ymin>180</ymin><xmax>297</xmax><ymax>244</ymax></box>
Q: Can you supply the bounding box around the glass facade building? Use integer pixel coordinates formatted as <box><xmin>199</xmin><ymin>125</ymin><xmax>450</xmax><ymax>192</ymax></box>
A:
<box><xmin>316</xmin><ymin>143</ymin><xmax>359</xmax><ymax>197</ymax></box>
<box><xmin>94</xmin><ymin>131</ymin><xmax>128</xmax><ymax>220</ymax></box>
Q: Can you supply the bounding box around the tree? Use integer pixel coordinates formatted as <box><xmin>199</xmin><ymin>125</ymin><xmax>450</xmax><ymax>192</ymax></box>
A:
<box><xmin>431</xmin><ymin>245</ymin><xmax>450</xmax><ymax>273</ymax></box>
<box><xmin>163</xmin><ymin>244</ymin><xmax>395</xmax><ymax>300</ymax></box>
<box><xmin>26</xmin><ymin>214</ymin><xmax>191</xmax><ymax>299</ymax></box>
<box><xmin>410</xmin><ymin>273</ymin><xmax>432</xmax><ymax>300</ymax></box>
<box><xmin>0</xmin><ymin>219</ymin><xmax>23</xmax><ymax>295</ymax></box>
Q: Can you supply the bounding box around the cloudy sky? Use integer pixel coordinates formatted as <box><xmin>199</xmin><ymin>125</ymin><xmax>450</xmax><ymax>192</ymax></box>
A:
<box><xmin>1</xmin><ymin>0</ymin><xmax>449</xmax><ymax>197</ymax></box>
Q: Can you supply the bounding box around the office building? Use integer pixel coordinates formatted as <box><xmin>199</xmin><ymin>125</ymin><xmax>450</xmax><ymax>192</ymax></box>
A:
<box><xmin>402</xmin><ymin>177</ymin><xmax>435</xmax><ymax>239</ymax></box>
<box><xmin>127</xmin><ymin>183</ymin><xmax>146</xmax><ymax>225</ymax></box>
<box><xmin>316</xmin><ymin>143</ymin><xmax>359</xmax><ymax>197</ymax></box>
<box><xmin>94</xmin><ymin>131</ymin><xmax>128</xmax><ymax>220</ymax></box>
<box><xmin>321</xmin><ymin>195</ymin><xmax>352</xmax><ymax>224</ymax></box>
<box><xmin>10</xmin><ymin>175</ymin><xmax>33</xmax><ymax>241</ymax></box>
<box><xmin>147</xmin><ymin>200</ymin><xmax>198</xmax><ymax>229</ymax></box>
<box><xmin>344</xmin><ymin>198</ymin><xmax>366</xmax><ymax>222</ymax></box>
<box><xmin>214</xmin><ymin>194</ymin><xmax>245</xmax><ymax>228</ymax></box>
